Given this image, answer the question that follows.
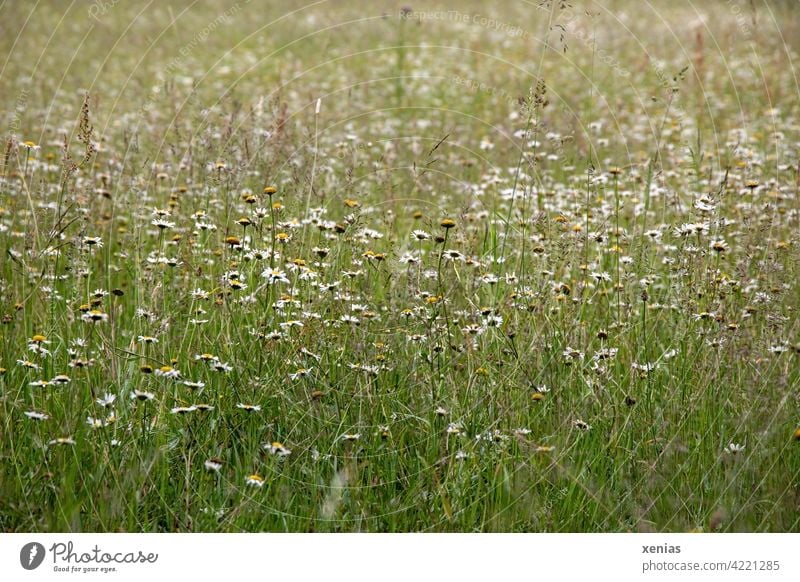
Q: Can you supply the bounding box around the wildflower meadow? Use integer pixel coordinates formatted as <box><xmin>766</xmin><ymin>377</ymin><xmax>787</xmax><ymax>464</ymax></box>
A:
<box><xmin>1</xmin><ymin>0</ymin><xmax>799</xmax><ymax>533</ymax></box>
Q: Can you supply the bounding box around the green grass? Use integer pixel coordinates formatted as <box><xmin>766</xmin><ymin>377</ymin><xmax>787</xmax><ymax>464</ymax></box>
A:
<box><xmin>1</xmin><ymin>0</ymin><xmax>799</xmax><ymax>532</ymax></box>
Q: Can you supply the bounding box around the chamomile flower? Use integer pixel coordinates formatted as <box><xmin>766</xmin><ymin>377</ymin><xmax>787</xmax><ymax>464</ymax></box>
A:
<box><xmin>24</xmin><ymin>410</ymin><xmax>49</xmax><ymax>421</ymax></box>
<box><xmin>262</xmin><ymin>269</ymin><xmax>290</xmax><ymax>285</ymax></box>
<box><xmin>27</xmin><ymin>343</ymin><xmax>51</xmax><ymax>357</ymax></box>
<box><xmin>562</xmin><ymin>347</ymin><xmax>585</xmax><ymax>363</ymax></box>
<box><xmin>442</xmin><ymin>249</ymin><xmax>465</xmax><ymax>262</ymax></box>
<box><xmin>81</xmin><ymin>310</ymin><xmax>109</xmax><ymax>323</ymax></box>
<box><xmin>446</xmin><ymin>422</ymin><xmax>463</xmax><ymax>435</ymax></box>
<box><xmin>264</xmin><ymin>441</ymin><xmax>292</xmax><ymax>457</ymax></box>
<box><xmin>152</xmin><ymin>218</ymin><xmax>175</xmax><ymax>230</ymax></box>
<box><xmin>288</xmin><ymin>368</ymin><xmax>312</xmax><ymax>380</ymax></box>
<box><xmin>245</xmin><ymin>474</ymin><xmax>265</xmax><ymax>487</ymax></box>
<box><xmin>191</xmin><ymin>288</ymin><xmax>211</xmax><ymax>300</ymax></box>
<box><xmin>398</xmin><ymin>252</ymin><xmax>420</xmax><ymax>264</ymax></box>
<box><xmin>96</xmin><ymin>393</ymin><xmax>117</xmax><ymax>407</ymax></box>
<box><xmin>209</xmin><ymin>360</ymin><xmax>233</xmax><ymax>373</ymax></box>
<box><xmin>82</xmin><ymin>236</ymin><xmax>103</xmax><ymax>248</ymax></box>
<box><xmin>631</xmin><ymin>362</ymin><xmax>657</xmax><ymax>373</ymax></box>
<box><xmin>17</xmin><ymin>359</ymin><xmax>40</xmax><ymax>370</ymax></box>
<box><xmin>769</xmin><ymin>343</ymin><xmax>789</xmax><ymax>354</ymax></box>
<box><xmin>593</xmin><ymin>348</ymin><xmax>618</xmax><ymax>361</ymax></box>
<box><xmin>411</xmin><ymin>230</ymin><xmax>431</xmax><ymax>241</ymax></box>
<box><xmin>710</xmin><ymin>239</ymin><xmax>729</xmax><ymax>253</ymax></box>
<box><xmin>131</xmin><ymin>390</ymin><xmax>155</xmax><ymax>401</ymax></box>
<box><xmin>155</xmin><ymin>366</ymin><xmax>181</xmax><ymax>379</ymax></box>
<box><xmin>48</xmin><ymin>437</ymin><xmax>76</xmax><ymax>446</ymax></box>
<box><xmin>171</xmin><ymin>405</ymin><xmax>197</xmax><ymax>414</ymax></box>
<box><xmin>461</xmin><ymin>324</ymin><xmax>484</xmax><ymax>336</ymax></box>
<box><xmin>204</xmin><ymin>458</ymin><xmax>224</xmax><ymax>472</ymax></box>
<box><xmin>483</xmin><ymin>315</ymin><xmax>503</xmax><ymax>328</ymax></box>
<box><xmin>87</xmin><ymin>415</ymin><xmax>115</xmax><ymax>428</ymax></box>
<box><xmin>574</xmin><ymin>419</ymin><xmax>592</xmax><ymax>431</ymax></box>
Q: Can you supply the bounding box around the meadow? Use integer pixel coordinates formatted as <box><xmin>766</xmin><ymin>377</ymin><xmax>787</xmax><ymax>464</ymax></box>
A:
<box><xmin>1</xmin><ymin>0</ymin><xmax>799</xmax><ymax>532</ymax></box>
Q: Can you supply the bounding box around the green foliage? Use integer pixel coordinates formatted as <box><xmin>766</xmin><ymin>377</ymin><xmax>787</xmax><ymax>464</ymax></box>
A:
<box><xmin>0</xmin><ymin>0</ymin><xmax>799</xmax><ymax>532</ymax></box>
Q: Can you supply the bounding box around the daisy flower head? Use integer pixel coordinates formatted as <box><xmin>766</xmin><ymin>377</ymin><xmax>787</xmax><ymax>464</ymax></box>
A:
<box><xmin>24</xmin><ymin>410</ymin><xmax>50</xmax><ymax>421</ymax></box>
<box><xmin>574</xmin><ymin>419</ymin><xmax>592</xmax><ymax>431</ymax></box>
<box><xmin>82</xmin><ymin>236</ymin><xmax>103</xmax><ymax>248</ymax></box>
<box><xmin>411</xmin><ymin>229</ymin><xmax>431</xmax><ymax>241</ymax></box>
<box><xmin>288</xmin><ymin>368</ymin><xmax>312</xmax><ymax>380</ymax></box>
<box><xmin>262</xmin><ymin>268</ymin><xmax>290</xmax><ymax>285</ymax></box>
<box><xmin>81</xmin><ymin>310</ymin><xmax>109</xmax><ymax>323</ymax></box>
<box><xmin>245</xmin><ymin>474</ymin><xmax>265</xmax><ymax>487</ymax></box>
<box><xmin>96</xmin><ymin>393</ymin><xmax>117</xmax><ymax>407</ymax></box>
<box><xmin>152</xmin><ymin>218</ymin><xmax>175</xmax><ymax>230</ymax></box>
<box><xmin>48</xmin><ymin>437</ymin><xmax>76</xmax><ymax>446</ymax></box>
<box><xmin>204</xmin><ymin>458</ymin><xmax>224</xmax><ymax>472</ymax></box>
<box><xmin>131</xmin><ymin>390</ymin><xmax>155</xmax><ymax>402</ymax></box>
<box><xmin>264</xmin><ymin>441</ymin><xmax>292</xmax><ymax>457</ymax></box>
